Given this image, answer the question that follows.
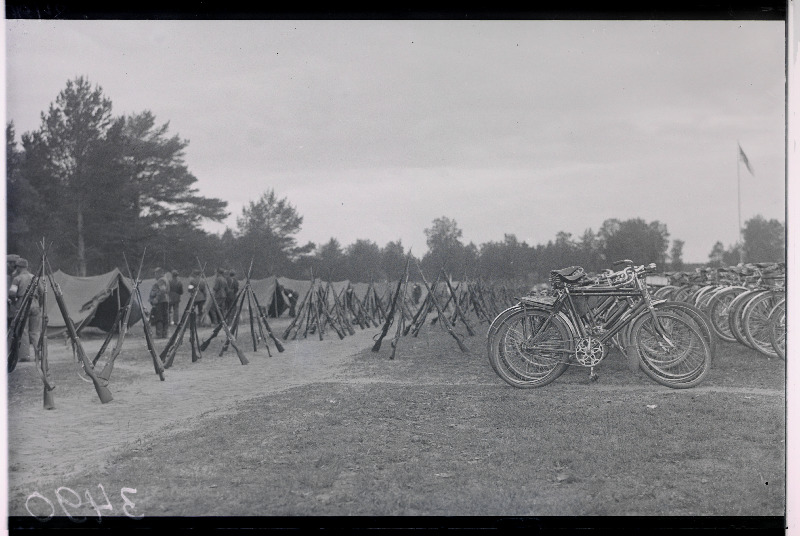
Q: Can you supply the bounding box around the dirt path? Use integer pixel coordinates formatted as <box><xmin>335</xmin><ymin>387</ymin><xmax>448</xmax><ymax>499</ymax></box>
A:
<box><xmin>7</xmin><ymin>326</ymin><xmax>378</xmax><ymax>493</ymax></box>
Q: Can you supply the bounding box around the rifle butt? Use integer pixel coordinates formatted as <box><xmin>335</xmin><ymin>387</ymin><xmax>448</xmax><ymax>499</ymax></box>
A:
<box><xmin>271</xmin><ymin>336</ymin><xmax>285</xmax><ymax>353</ymax></box>
<box><xmin>43</xmin><ymin>386</ymin><xmax>56</xmax><ymax>410</ymax></box>
<box><xmin>371</xmin><ymin>339</ymin><xmax>383</xmax><ymax>352</ymax></box>
<box><xmin>94</xmin><ymin>382</ymin><xmax>114</xmax><ymax>404</ymax></box>
<box><xmin>191</xmin><ymin>331</ymin><xmax>202</xmax><ymax>363</ymax></box>
<box><xmin>97</xmin><ymin>360</ymin><xmax>115</xmax><ymax>382</ymax></box>
<box><xmin>235</xmin><ymin>348</ymin><xmax>249</xmax><ymax>365</ymax></box>
<box><xmin>453</xmin><ymin>334</ymin><xmax>470</xmax><ymax>353</ymax></box>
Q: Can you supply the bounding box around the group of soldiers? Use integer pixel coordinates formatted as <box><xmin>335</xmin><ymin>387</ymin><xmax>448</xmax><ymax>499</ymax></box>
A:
<box><xmin>147</xmin><ymin>266</ymin><xmax>239</xmax><ymax>339</ymax></box>
<box><xmin>5</xmin><ymin>257</ymin><xmax>245</xmax><ymax>357</ymax></box>
<box><xmin>7</xmin><ymin>254</ymin><xmax>41</xmax><ymax>362</ymax></box>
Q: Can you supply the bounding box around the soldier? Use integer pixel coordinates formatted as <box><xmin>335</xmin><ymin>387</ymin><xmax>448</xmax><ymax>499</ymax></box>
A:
<box><xmin>283</xmin><ymin>289</ymin><xmax>298</xmax><ymax>317</ymax></box>
<box><xmin>8</xmin><ymin>258</ymin><xmax>42</xmax><ymax>362</ymax></box>
<box><xmin>168</xmin><ymin>269</ymin><xmax>184</xmax><ymax>326</ymax></box>
<box><xmin>149</xmin><ymin>267</ymin><xmax>170</xmax><ymax>338</ymax></box>
<box><xmin>412</xmin><ymin>283</ymin><xmax>422</xmax><ymax>305</ymax></box>
<box><xmin>188</xmin><ymin>269</ymin><xmax>207</xmax><ymax>324</ymax></box>
<box><xmin>227</xmin><ymin>270</ymin><xmax>239</xmax><ymax>322</ymax></box>
<box><xmin>7</xmin><ymin>254</ymin><xmax>21</xmax><ymax>327</ymax></box>
<box><xmin>210</xmin><ymin>267</ymin><xmax>228</xmax><ymax>325</ymax></box>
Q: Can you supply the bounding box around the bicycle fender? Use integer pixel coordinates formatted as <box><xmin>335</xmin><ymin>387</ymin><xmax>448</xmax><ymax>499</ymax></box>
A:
<box><xmin>487</xmin><ymin>296</ymin><xmax>558</xmax><ymax>339</ymax></box>
<box><xmin>487</xmin><ymin>304</ymin><xmax>524</xmax><ymax>339</ymax></box>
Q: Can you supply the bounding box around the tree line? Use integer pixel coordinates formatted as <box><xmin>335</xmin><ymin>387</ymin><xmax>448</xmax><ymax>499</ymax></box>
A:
<box><xmin>6</xmin><ymin>77</ymin><xmax>785</xmax><ymax>283</ymax></box>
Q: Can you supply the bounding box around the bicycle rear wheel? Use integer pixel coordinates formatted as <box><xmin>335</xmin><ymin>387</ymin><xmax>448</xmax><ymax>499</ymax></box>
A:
<box><xmin>727</xmin><ymin>290</ymin><xmax>765</xmax><ymax>348</ymax></box>
<box><xmin>742</xmin><ymin>291</ymin><xmax>784</xmax><ymax>358</ymax></box>
<box><xmin>705</xmin><ymin>287</ymin><xmax>748</xmax><ymax>342</ymax></box>
<box><xmin>769</xmin><ymin>299</ymin><xmax>786</xmax><ymax>360</ymax></box>
<box><xmin>488</xmin><ymin>307</ymin><xmax>572</xmax><ymax>388</ymax></box>
<box><xmin>632</xmin><ymin>310</ymin><xmax>711</xmax><ymax>388</ymax></box>
<box><xmin>652</xmin><ymin>301</ymin><xmax>717</xmax><ymax>360</ymax></box>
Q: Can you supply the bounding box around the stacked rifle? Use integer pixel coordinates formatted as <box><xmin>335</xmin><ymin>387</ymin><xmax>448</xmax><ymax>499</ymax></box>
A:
<box><xmin>281</xmin><ymin>270</ymin><xmax>357</xmax><ymax>342</ymax></box>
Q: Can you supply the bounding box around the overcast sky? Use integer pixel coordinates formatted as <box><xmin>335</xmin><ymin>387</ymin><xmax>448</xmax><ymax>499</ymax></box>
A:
<box><xmin>4</xmin><ymin>19</ymin><xmax>786</xmax><ymax>263</ymax></box>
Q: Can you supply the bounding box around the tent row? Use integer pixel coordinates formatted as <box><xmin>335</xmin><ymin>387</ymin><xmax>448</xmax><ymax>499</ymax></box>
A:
<box><xmin>42</xmin><ymin>267</ymin><xmax>529</xmax><ymax>340</ymax></box>
<box><xmin>45</xmin><ymin>271</ymin><xmax>291</xmax><ymax>335</ymax></box>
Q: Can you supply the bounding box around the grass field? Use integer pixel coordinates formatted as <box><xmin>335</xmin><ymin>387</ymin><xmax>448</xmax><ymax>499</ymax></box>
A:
<box><xmin>6</xmin><ymin>316</ymin><xmax>786</xmax><ymax>524</ymax></box>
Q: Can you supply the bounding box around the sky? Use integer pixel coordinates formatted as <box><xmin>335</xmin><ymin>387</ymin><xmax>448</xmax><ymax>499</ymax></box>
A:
<box><xmin>4</xmin><ymin>19</ymin><xmax>787</xmax><ymax>263</ymax></box>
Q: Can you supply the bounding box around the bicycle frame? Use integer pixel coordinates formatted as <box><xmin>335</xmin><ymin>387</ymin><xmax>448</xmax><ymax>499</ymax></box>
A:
<box><xmin>516</xmin><ymin>268</ymin><xmax>673</xmax><ymax>362</ymax></box>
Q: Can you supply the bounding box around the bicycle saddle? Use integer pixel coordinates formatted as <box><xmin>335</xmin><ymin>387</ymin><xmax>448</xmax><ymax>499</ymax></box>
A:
<box><xmin>549</xmin><ymin>266</ymin><xmax>586</xmax><ymax>283</ymax></box>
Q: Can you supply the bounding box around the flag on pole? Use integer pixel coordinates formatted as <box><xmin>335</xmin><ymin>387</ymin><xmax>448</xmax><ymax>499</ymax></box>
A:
<box><xmin>738</xmin><ymin>143</ymin><xmax>755</xmax><ymax>175</ymax></box>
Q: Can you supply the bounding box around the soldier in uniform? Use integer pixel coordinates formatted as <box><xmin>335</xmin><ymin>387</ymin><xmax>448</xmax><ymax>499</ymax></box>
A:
<box><xmin>7</xmin><ymin>254</ymin><xmax>21</xmax><ymax>327</ymax></box>
<box><xmin>226</xmin><ymin>270</ymin><xmax>239</xmax><ymax>322</ymax></box>
<box><xmin>8</xmin><ymin>258</ymin><xmax>42</xmax><ymax>362</ymax></box>
<box><xmin>168</xmin><ymin>269</ymin><xmax>184</xmax><ymax>326</ymax></box>
<box><xmin>188</xmin><ymin>269</ymin><xmax>207</xmax><ymax>324</ymax></box>
<box><xmin>210</xmin><ymin>268</ymin><xmax>229</xmax><ymax>325</ymax></box>
<box><xmin>149</xmin><ymin>267</ymin><xmax>170</xmax><ymax>338</ymax></box>
<box><xmin>412</xmin><ymin>283</ymin><xmax>422</xmax><ymax>305</ymax></box>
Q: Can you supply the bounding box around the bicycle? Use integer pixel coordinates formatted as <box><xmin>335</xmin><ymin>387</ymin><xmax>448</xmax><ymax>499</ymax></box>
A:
<box><xmin>487</xmin><ymin>260</ymin><xmax>713</xmax><ymax>389</ymax></box>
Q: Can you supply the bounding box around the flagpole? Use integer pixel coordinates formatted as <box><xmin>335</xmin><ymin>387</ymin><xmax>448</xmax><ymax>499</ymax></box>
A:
<box><xmin>737</xmin><ymin>141</ymin><xmax>744</xmax><ymax>264</ymax></box>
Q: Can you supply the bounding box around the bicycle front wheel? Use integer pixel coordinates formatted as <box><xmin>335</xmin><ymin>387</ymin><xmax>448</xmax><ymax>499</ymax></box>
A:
<box><xmin>488</xmin><ymin>308</ymin><xmax>572</xmax><ymax>388</ymax></box>
<box><xmin>632</xmin><ymin>310</ymin><xmax>712</xmax><ymax>388</ymax></box>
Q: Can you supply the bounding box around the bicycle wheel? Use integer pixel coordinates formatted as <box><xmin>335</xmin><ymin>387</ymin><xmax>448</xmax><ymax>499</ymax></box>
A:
<box><xmin>689</xmin><ymin>286</ymin><xmax>714</xmax><ymax>306</ymax></box>
<box><xmin>632</xmin><ymin>310</ymin><xmax>712</xmax><ymax>388</ymax></box>
<box><xmin>671</xmin><ymin>286</ymin><xmax>695</xmax><ymax>303</ymax></box>
<box><xmin>651</xmin><ymin>301</ymin><xmax>717</xmax><ymax>360</ymax></box>
<box><xmin>488</xmin><ymin>307</ymin><xmax>572</xmax><ymax>388</ymax></box>
<box><xmin>726</xmin><ymin>290</ymin><xmax>764</xmax><ymax>348</ymax></box>
<box><xmin>695</xmin><ymin>286</ymin><xmax>723</xmax><ymax>312</ymax></box>
<box><xmin>486</xmin><ymin>305</ymin><xmax>526</xmax><ymax>376</ymax></box>
<box><xmin>769</xmin><ymin>299</ymin><xmax>786</xmax><ymax>360</ymax></box>
<box><xmin>742</xmin><ymin>291</ymin><xmax>784</xmax><ymax>358</ymax></box>
<box><xmin>653</xmin><ymin>286</ymin><xmax>679</xmax><ymax>299</ymax></box>
<box><xmin>706</xmin><ymin>287</ymin><xmax>749</xmax><ymax>342</ymax></box>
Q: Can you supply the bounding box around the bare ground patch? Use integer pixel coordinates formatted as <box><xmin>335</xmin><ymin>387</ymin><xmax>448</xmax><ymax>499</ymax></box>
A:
<box><xmin>7</xmin><ymin>319</ymin><xmax>785</xmax><ymax>520</ymax></box>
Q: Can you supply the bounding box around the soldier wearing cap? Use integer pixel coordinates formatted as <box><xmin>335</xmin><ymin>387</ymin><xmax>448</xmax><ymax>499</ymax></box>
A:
<box><xmin>168</xmin><ymin>269</ymin><xmax>184</xmax><ymax>326</ymax></box>
<box><xmin>148</xmin><ymin>267</ymin><xmax>170</xmax><ymax>338</ymax></box>
<box><xmin>210</xmin><ymin>268</ymin><xmax>228</xmax><ymax>325</ymax></box>
<box><xmin>8</xmin><ymin>258</ymin><xmax>42</xmax><ymax>362</ymax></box>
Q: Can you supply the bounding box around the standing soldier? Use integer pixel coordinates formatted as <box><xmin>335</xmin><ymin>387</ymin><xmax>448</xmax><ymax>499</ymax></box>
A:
<box><xmin>188</xmin><ymin>269</ymin><xmax>207</xmax><ymax>324</ymax></box>
<box><xmin>412</xmin><ymin>283</ymin><xmax>422</xmax><ymax>305</ymax></box>
<box><xmin>227</xmin><ymin>270</ymin><xmax>239</xmax><ymax>322</ymax></box>
<box><xmin>149</xmin><ymin>267</ymin><xmax>170</xmax><ymax>338</ymax></box>
<box><xmin>7</xmin><ymin>254</ymin><xmax>21</xmax><ymax>328</ymax></box>
<box><xmin>211</xmin><ymin>267</ymin><xmax>228</xmax><ymax>325</ymax></box>
<box><xmin>168</xmin><ymin>269</ymin><xmax>184</xmax><ymax>326</ymax></box>
<box><xmin>8</xmin><ymin>258</ymin><xmax>42</xmax><ymax>362</ymax></box>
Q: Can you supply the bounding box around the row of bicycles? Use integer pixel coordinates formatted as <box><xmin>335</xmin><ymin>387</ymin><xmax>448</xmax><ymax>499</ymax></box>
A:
<box><xmin>487</xmin><ymin>260</ymin><xmax>718</xmax><ymax>390</ymax></box>
<box><xmin>652</xmin><ymin>263</ymin><xmax>786</xmax><ymax>360</ymax></box>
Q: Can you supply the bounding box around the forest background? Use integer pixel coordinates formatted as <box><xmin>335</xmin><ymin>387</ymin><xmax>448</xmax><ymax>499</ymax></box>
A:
<box><xmin>6</xmin><ymin>77</ymin><xmax>786</xmax><ymax>283</ymax></box>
